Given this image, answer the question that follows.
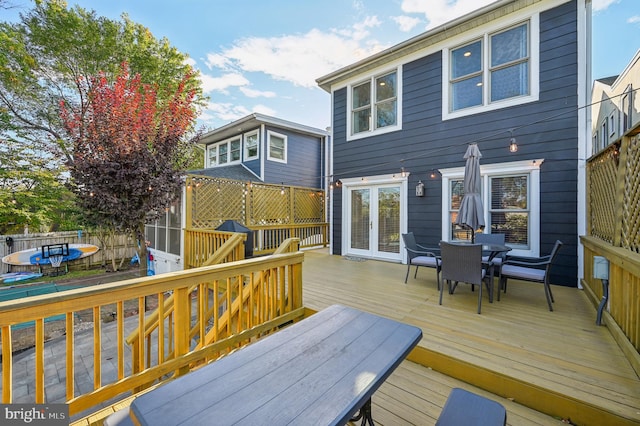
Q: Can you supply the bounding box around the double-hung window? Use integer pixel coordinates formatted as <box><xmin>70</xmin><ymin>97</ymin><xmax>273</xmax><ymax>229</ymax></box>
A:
<box><xmin>207</xmin><ymin>137</ymin><xmax>242</xmax><ymax>167</ymax></box>
<box><xmin>267</xmin><ymin>130</ymin><xmax>287</xmax><ymax>163</ymax></box>
<box><xmin>442</xmin><ymin>159</ymin><xmax>542</xmax><ymax>257</ymax></box>
<box><xmin>349</xmin><ymin>69</ymin><xmax>400</xmax><ymax>139</ymax></box>
<box><xmin>444</xmin><ymin>17</ymin><xmax>538</xmax><ymax>119</ymax></box>
<box><xmin>244</xmin><ymin>131</ymin><xmax>259</xmax><ymax>161</ymax></box>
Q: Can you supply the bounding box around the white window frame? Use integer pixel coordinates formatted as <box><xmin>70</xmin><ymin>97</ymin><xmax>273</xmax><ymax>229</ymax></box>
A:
<box><xmin>609</xmin><ymin>112</ymin><xmax>616</xmax><ymax>137</ymax></box>
<box><xmin>440</xmin><ymin>159</ymin><xmax>543</xmax><ymax>257</ymax></box>
<box><xmin>442</xmin><ymin>14</ymin><xmax>539</xmax><ymax>121</ymax></box>
<box><xmin>206</xmin><ymin>136</ymin><xmax>242</xmax><ymax>168</ymax></box>
<box><xmin>243</xmin><ymin>130</ymin><xmax>259</xmax><ymax>161</ymax></box>
<box><xmin>267</xmin><ymin>130</ymin><xmax>287</xmax><ymax>163</ymax></box>
<box><xmin>346</xmin><ymin>67</ymin><xmax>402</xmax><ymax>141</ymax></box>
<box><xmin>600</xmin><ymin>120</ymin><xmax>608</xmax><ymax>148</ymax></box>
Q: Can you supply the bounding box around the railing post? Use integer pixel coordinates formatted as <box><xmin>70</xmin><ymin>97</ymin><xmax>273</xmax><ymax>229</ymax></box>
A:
<box><xmin>174</xmin><ymin>286</ymin><xmax>191</xmax><ymax>375</ymax></box>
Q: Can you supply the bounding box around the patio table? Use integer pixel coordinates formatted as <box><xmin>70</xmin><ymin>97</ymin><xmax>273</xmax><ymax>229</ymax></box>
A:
<box><xmin>129</xmin><ymin>304</ymin><xmax>422</xmax><ymax>425</ymax></box>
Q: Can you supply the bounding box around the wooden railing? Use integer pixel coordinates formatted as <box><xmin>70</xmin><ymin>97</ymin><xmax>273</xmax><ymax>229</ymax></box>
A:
<box><xmin>0</xmin><ymin>249</ymin><xmax>305</xmax><ymax>417</ymax></box>
<box><xmin>183</xmin><ymin>229</ymin><xmax>246</xmax><ymax>269</ymax></box>
<box><xmin>251</xmin><ymin>223</ymin><xmax>329</xmax><ymax>255</ymax></box>
<box><xmin>184</xmin><ymin>224</ymin><xmax>328</xmax><ymax>262</ymax></box>
<box><xmin>583</xmin><ymin>131</ymin><xmax>640</xmax><ymax>375</ymax></box>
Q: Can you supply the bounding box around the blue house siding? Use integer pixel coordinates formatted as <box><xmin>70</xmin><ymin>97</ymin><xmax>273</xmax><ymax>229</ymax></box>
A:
<box><xmin>263</xmin><ymin>125</ymin><xmax>324</xmax><ymax>188</ymax></box>
<box><xmin>330</xmin><ymin>1</ymin><xmax>579</xmax><ymax>286</ymax></box>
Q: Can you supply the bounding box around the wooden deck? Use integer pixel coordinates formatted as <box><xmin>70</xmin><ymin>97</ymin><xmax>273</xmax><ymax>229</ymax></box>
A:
<box><xmin>301</xmin><ymin>249</ymin><xmax>640</xmax><ymax>426</ymax></box>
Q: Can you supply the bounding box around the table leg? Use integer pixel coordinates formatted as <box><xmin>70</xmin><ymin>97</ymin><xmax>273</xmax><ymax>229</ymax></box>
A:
<box><xmin>350</xmin><ymin>398</ymin><xmax>374</xmax><ymax>425</ymax></box>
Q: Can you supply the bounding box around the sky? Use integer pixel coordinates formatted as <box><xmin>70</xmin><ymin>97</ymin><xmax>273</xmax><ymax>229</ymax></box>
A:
<box><xmin>2</xmin><ymin>0</ymin><xmax>639</xmax><ymax>131</ymax></box>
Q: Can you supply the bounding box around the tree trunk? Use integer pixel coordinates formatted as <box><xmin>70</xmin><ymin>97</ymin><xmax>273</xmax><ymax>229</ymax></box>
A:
<box><xmin>134</xmin><ymin>223</ymin><xmax>148</xmax><ymax>277</ymax></box>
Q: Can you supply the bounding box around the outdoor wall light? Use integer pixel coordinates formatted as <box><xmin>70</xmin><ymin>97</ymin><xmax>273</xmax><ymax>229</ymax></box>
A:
<box><xmin>415</xmin><ymin>180</ymin><xmax>425</xmax><ymax>197</ymax></box>
<box><xmin>508</xmin><ymin>129</ymin><xmax>518</xmax><ymax>153</ymax></box>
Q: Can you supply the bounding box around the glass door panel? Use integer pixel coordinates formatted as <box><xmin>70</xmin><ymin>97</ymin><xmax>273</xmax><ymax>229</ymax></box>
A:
<box><xmin>377</xmin><ymin>187</ymin><xmax>400</xmax><ymax>254</ymax></box>
<box><xmin>350</xmin><ymin>188</ymin><xmax>370</xmax><ymax>250</ymax></box>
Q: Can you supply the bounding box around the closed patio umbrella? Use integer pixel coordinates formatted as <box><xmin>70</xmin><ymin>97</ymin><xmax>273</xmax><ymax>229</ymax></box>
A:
<box><xmin>455</xmin><ymin>143</ymin><xmax>485</xmax><ymax>242</ymax></box>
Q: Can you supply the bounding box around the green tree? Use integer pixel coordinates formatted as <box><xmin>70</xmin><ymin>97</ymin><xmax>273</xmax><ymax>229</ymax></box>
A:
<box><xmin>0</xmin><ymin>137</ymin><xmax>81</xmax><ymax>234</ymax></box>
<box><xmin>0</xmin><ymin>0</ymin><xmax>205</xmax><ymax>238</ymax></box>
<box><xmin>60</xmin><ymin>64</ymin><xmax>201</xmax><ymax>275</ymax></box>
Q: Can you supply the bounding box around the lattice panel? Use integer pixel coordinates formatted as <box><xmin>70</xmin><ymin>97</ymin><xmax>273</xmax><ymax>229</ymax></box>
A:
<box><xmin>588</xmin><ymin>145</ymin><xmax>619</xmax><ymax>243</ymax></box>
<box><xmin>620</xmin><ymin>135</ymin><xmax>640</xmax><ymax>253</ymax></box>
<box><xmin>190</xmin><ymin>177</ymin><xmax>245</xmax><ymax>229</ymax></box>
<box><xmin>294</xmin><ymin>188</ymin><xmax>325</xmax><ymax>223</ymax></box>
<box><xmin>186</xmin><ymin>176</ymin><xmax>325</xmax><ymax>229</ymax></box>
<box><xmin>249</xmin><ymin>183</ymin><xmax>290</xmax><ymax>226</ymax></box>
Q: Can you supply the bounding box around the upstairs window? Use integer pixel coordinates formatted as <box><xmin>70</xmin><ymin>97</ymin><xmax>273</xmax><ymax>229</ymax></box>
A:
<box><xmin>207</xmin><ymin>137</ymin><xmax>241</xmax><ymax>167</ymax></box>
<box><xmin>244</xmin><ymin>131</ymin><xmax>259</xmax><ymax>161</ymax></box>
<box><xmin>490</xmin><ymin>24</ymin><xmax>529</xmax><ymax>102</ymax></box>
<box><xmin>348</xmin><ymin>69</ymin><xmax>400</xmax><ymax>140</ymax></box>
<box><xmin>444</xmin><ymin>17</ymin><xmax>538</xmax><ymax>120</ymax></box>
<box><xmin>267</xmin><ymin>130</ymin><xmax>287</xmax><ymax>163</ymax></box>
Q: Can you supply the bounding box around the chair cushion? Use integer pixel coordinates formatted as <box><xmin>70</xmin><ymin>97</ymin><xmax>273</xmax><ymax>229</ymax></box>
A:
<box><xmin>501</xmin><ymin>265</ymin><xmax>545</xmax><ymax>282</ymax></box>
<box><xmin>482</xmin><ymin>256</ymin><xmax>502</xmax><ymax>266</ymax></box>
<box><xmin>411</xmin><ymin>256</ymin><xmax>439</xmax><ymax>267</ymax></box>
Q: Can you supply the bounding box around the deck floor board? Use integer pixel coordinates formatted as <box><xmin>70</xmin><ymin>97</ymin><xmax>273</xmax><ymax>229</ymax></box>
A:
<box><xmin>301</xmin><ymin>249</ymin><xmax>640</xmax><ymax>425</ymax></box>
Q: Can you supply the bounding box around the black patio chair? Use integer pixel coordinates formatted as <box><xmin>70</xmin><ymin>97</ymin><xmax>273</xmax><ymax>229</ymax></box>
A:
<box><xmin>401</xmin><ymin>232</ymin><xmax>441</xmax><ymax>290</ymax></box>
<box><xmin>439</xmin><ymin>241</ymin><xmax>494</xmax><ymax>314</ymax></box>
<box><xmin>475</xmin><ymin>233</ymin><xmax>506</xmax><ymax>266</ymax></box>
<box><xmin>498</xmin><ymin>240</ymin><xmax>563</xmax><ymax>311</ymax></box>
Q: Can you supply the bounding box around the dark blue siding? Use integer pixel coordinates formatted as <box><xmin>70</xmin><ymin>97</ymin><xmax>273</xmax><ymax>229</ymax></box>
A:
<box><xmin>263</xmin><ymin>125</ymin><xmax>324</xmax><ymax>188</ymax></box>
<box><xmin>331</xmin><ymin>1</ymin><xmax>579</xmax><ymax>286</ymax></box>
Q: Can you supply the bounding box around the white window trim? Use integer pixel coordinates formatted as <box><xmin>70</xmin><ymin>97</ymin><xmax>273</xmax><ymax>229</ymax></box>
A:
<box><xmin>600</xmin><ymin>120</ymin><xmax>608</xmax><ymax>148</ymax></box>
<box><xmin>442</xmin><ymin>14</ymin><xmax>539</xmax><ymax>121</ymax></box>
<box><xmin>608</xmin><ymin>112</ymin><xmax>616</xmax><ymax>137</ymax></box>
<box><xmin>267</xmin><ymin>130</ymin><xmax>287</xmax><ymax>163</ymax></box>
<box><xmin>243</xmin><ymin>130</ymin><xmax>260</xmax><ymax>161</ymax></box>
<box><xmin>346</xmin><ymin>67</ymin><xmax>403</xmax><ymax>142</ymax></box>
<box><xmin>206</xmin><ymin>136</ymin><xmax>242</xmax><ymax>168</ymax></box>
<box><xmin>440</xmin><ymin>159</ymin><xmax>543</xmax><ymax>257</ymax></box>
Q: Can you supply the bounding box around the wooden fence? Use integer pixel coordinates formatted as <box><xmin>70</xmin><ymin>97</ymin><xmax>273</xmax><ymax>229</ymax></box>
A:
<box><xmin>582</xmin><ymin>131</ymin><xmax>640</xmax><ymax>373</ymax></box>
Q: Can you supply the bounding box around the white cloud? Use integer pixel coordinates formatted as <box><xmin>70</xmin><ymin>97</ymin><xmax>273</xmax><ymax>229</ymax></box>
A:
<box><xmin>200</xmin><ymin>101</ymin><xmax>277</xmax><ymax>125</ymax></box>
<box><xmin>592</xmin><ymin>0</ymin><xmax>620</xmax><ymax>12</ymax></box>
<box><xmin>628</xmin><ymin>15</ymin><xmax>640</xmax><ymax>24</ymax></box>
<box><xmin>251</xmin><ymin>104</ymin><xmax>277</xmax><ymax>116</ymax></box>
<box><xmin>239</xmin><ymin>87</ymin><xmax>277</xmax><ymax>98</ymax></box>
<box><xmin>400</xmin><ymin>0</ymin><xmax>495</xmax><ymax>29</ymax></box>
<box><xmin>204</xmin><ymin>53</ymin><xmax>232</xmax><ymax>70</ymax></box>
<box><xmin>351</xmin><ymin>16</ymin><xmax>382</xmax><ymax>41</ymax></box>
<box><xmin>199</xmin><ymin>73</ymin><xmax>249</xmax><ymax>94</ymax></box>
<box><xmin>392</xmin><ymin>15</ymin><xmax>422</xmax><ymax>32</ymax></box>
<box><xmin>215</xmin><ymin>24</ymin><xmax>389</xmax><ymax>88</ymax></box>
<box><xmin>203</xmin><ymin>102</ymin><xmax>251</xmax><ymax>122</ymax></box>
<box><xmin>184</xmin><ymin>57</ymin><xmax>196</xmax><ymax>67</ymax></box>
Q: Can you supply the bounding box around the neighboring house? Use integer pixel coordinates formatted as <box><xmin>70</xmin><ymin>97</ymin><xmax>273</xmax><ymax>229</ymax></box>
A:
<box><xmin>591</xmin><ymin>50</ymin><xmax>640</xmax><ymax>154</ymax></box>
<box><xmin>193</xmin><ymin>113</ymin><xmax>330</xmax><ymax>189</ymax></box>
<box><xmin>145</xmin><ymin>113</ymin><xmax>330</xmax><ymax>274</ymax></box>
<box><xmin>317</xmin><ymin>0</ymin><xmax>591</xmax><ymax>286</ymax></box>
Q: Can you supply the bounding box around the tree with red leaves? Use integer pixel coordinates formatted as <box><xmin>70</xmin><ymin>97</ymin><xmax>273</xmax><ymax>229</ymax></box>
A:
<box><xmin>60</xmin><ymin>63</ymin><xmax>201</xmax><ymax>275</ymax></box>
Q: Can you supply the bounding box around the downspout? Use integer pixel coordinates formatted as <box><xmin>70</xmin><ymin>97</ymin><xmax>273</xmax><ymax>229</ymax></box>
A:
<box><xmin>577</xmin><ymin>0</ymin><xmax>592</xmax><ymax>289</ymax></box>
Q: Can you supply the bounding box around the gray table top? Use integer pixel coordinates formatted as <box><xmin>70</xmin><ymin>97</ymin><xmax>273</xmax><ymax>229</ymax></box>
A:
<box><xmin>130</xmin><ymin>304</ymin><xmax>422</xmax><ymax>426</ymax></box>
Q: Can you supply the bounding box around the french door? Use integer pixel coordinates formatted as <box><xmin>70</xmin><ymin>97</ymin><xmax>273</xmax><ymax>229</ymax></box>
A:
<box><xmin>346</xmin><ymin>183</ymin><xmax>403</xmax><ymax>261</ymax></box>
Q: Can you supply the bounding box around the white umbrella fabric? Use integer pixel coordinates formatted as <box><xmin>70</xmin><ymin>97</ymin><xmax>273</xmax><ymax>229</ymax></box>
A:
<box><xmin>455</xmin><ymin>143</ymin><xmax>485</xmax><ymax>242</ymax></box>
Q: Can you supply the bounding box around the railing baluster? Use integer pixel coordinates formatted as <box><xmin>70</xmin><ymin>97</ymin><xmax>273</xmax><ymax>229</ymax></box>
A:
<box><xmin>35</xmin><ymin>318</ymin><xmax>44</xmax><ymax>403</ymax></box>
<box><xmin>2</xmin><ymin>325</ymin><xmax>12</xmax><ymax>402</ymax></box>
<box><xmin>66</xmin><ymin>312</ymin><xmax>74</xmax><ymax>400</ymax></box>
